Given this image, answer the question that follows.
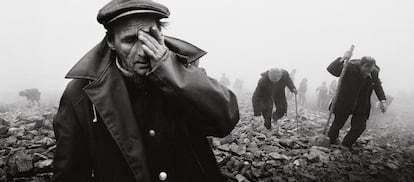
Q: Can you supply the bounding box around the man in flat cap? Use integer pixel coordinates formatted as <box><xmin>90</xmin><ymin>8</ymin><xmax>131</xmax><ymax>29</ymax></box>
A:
<box><xmin>52</xmin><ymin>0</ymin><xmax>239</xmax><ymax>181</ymax></box>
<box><xmin>327</xmin><ymin>52</ymin><xmax>387</xmax><ymax>150</ymax></box>
<box><xmin>252</xmin><ymin>68</ymin><xmax>297</xmax><ymax>129</ymax></box>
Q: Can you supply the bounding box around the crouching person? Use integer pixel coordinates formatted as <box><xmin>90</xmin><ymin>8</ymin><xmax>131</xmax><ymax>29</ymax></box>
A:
<box><xmin>252</xmin><ymin>68</ymin><xmax>297</xmax><ymax>130</ymax></box>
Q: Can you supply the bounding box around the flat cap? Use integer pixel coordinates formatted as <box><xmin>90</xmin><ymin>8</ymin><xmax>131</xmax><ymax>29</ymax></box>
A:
<box><xmin>97</xmin><ymin>0</ymin><xmax>170</xmax><ymax>27</ymax></box>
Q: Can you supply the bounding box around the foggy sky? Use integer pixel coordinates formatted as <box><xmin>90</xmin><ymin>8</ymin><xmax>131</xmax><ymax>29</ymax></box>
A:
<box><xmin>1</xmin><ymin>0</ymin><xmax>413</xmax><ymax>103</ymax></box>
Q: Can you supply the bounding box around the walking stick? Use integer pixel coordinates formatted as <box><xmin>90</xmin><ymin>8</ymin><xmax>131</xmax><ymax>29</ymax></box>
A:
<box><xmin>295</xmin><ymin>93</ymin><xmax>299</xmax><ymax>135</ymax></box>
<box><xmin>323</xmin><ymin>45</ymin><xmax>355</xmax><ymax>135</ymax></box>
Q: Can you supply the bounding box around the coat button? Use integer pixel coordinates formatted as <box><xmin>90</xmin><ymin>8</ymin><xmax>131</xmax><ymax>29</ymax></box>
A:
<box><xmin>159</xmin><ymin>172</ymin><xmax>167</xmax><ymax>181</ymax></box>
<box><xmin>149</xmin><ymin>130</ymin><xmax>156</xmax><ymax>136</ymax></box>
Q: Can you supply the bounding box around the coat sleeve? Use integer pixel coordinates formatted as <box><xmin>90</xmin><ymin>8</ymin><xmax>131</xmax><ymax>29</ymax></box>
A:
<box><xmin>372</xmin><ymin>69</ymin><xmax>387</xmax><ymax>101</ymax></box>
<box><xmin>327</xmin><ymin>57</ymin><xmax>344</xmax><ymax>77</ymax></box>
<box><xmin>284</xmin><ymin>71</ymin><xmax>296</xmax><ymax>92</ymax></box>
<box><xmin>52</xmin><ymin>85</ymin><xmax>92</xmax><ymax>182</ymax></box>
<box><xmin>252</xmin><ymin>77</ymin><xmax>266</xmax><ymax>116</ymax></box>
<box><xmin>147</xmin><ymin>51</ymin><xmax>239</xmax><ymax>137</ymax></box>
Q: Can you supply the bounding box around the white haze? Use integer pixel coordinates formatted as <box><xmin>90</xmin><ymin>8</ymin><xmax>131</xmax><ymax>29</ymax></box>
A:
<box><xmin>1</xmin><ymin>0</ymin><xmax>413</xmax><ymax>104</ymax></box>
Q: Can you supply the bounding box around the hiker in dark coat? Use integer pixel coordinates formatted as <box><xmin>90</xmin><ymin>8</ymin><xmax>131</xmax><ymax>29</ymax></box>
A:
<box><xmin>52</xmin><ymin>0</ymin><xmax>239</xmax><ymax>181</ymax></box>
<box><xmin>327</xmin><ymin>53</ymin><xmax>387</xmax><ymax>149</ymax></box>
<box><xmin>252</xmin><ymin>68</ymin><xmax>297</xmax><ymax>129</ymax></box>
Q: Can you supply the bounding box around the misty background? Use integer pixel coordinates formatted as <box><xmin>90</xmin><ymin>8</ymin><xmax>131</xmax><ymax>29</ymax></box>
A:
<box><xmin>1</xmin><ymin>0</ymin><xmax>413</xmax><ymax>104</ymax></box>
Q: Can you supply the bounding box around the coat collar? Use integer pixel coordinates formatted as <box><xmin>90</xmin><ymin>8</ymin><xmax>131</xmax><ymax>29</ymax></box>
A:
<box><xmin>64</xmin><ymin>36</ymin><xmax>206</xmax><ymax>181</ymax></box>
<box><xmin>65</xmin><ymin>36</ymin><xmax>207</xmax><ymax>80</ymax></box>
<box><xmin>83</xmin><ymin>60</ymin><xmax>151</xmax><ymax>181</ymax></box>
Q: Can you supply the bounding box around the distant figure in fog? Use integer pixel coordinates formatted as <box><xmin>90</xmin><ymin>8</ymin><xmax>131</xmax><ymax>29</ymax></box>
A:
<box><xmin>232</xmin><ymin>78</ymin><xmax>244</xmax><ymax>93</ymax></box>
<box><xmin>328</xmin><ymin>80</ymin><xmax>337</xmax><ymax>104</ymax></box>
<box><xmin>298</xmin><ymin>78</ymin><xmax>308</xmax><ymax>105</ymax></box>
<box><xmin>19</xmin><ymin>88</ymin><xmax>41</xmax><ymax>105</ymax></box>
<box><xmin>327</xmin><ymin>51</ymin><xmax>387</xmax><ymax>150</ymax></box>
<box><xmin>253</xmin><ymin>68</ymin><xmax>297</xmax><ymax>129</ymax></box>
<box><xmin>219</xmin><ymin>73</ymin><xmax>231</xmax><ymax>87</ymax></box>
<box><xmin>316</xmin><ymin>81</ymin><xmax>328</xmax><ymax>109</ymax></box>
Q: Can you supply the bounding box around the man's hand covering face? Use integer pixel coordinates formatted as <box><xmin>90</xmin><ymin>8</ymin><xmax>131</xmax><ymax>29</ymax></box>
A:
<box><xmin>137</xmin><ymin>26</ymin><xmax>168</xmax><ymax>70</ymax></box>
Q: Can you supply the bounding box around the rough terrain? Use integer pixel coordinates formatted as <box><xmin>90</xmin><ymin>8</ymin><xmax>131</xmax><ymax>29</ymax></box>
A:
<box><xmin>1</xmin><ymin>93</ymin><xmax>413</xmax><ymax>182</ymax></box>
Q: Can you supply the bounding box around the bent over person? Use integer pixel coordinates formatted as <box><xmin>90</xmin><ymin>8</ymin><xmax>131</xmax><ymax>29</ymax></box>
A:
<box><xmin>52</xmin><ymin>0</ymin><xmax>240</xmax><ymax>181</ymax></box>
<box><xmin>327</xmin><ymin>54</ymin><xmax>386</xmax><ymax>150</ymax></box>
<box><xmin>252</xmin><ymin>68</ymin><xmax>297</xmax><ymax>129</ymax></box>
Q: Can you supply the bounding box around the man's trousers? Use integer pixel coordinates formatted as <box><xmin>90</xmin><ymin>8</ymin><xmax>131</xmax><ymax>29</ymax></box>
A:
<box><xmin>328</xmin><ymin>112</ymin><xmax>368</xmax><ymax>147</ymax></box>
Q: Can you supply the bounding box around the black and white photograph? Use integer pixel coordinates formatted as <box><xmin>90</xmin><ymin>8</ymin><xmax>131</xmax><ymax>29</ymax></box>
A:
<box><xmin>0</xmin><ymin>0</ymin><xmax>413</xmax><ymax>181</ymax></box>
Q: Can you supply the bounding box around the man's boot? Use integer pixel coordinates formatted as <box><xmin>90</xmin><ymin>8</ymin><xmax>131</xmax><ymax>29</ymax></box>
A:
<box><xmin>330</xmin><ymin>138</ymin><xmax>339</xmax><ymax>145</ymax></box>
<box><xmin>272</xmin><ymin>112</ymin><xmax>284</xmax><ymax>121</ymax></box>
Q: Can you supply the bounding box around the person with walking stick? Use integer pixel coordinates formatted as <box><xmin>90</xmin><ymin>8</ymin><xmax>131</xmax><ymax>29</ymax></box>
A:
<box><xmin>252</xmin><ymin>68</ymin><xmax>297</xmax><ymax>130</ymax></box>
<box><xmin>326</xmin><ymin>49</ymin><xmax>387</xmax><ymax>150</ymax></box>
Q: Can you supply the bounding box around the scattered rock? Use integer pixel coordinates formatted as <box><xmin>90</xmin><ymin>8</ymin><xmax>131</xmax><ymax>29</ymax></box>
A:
<box><xmin>304</xmin><ymin>146</ymin><xmax>330</xmax><ymax>163</ymax></box>
<box><xmin>269</xmin><ymin>152</ymin><xmax>289</xmax><ymax>160</ymax></box>
<box><xmin>34</xmin><ymin>159</ymin><xmax>53</xmax><ymax>169</ymax></box>
<box><xmin>0</xmin><ymin>118</ymin><xmax>8</xmax><ymax>126</ymax></box>
<box><xmin>15</xmin><ymin>154</ymin><xmax>33</xmax><ymax>172</ymax></box>
<box><xmin>385</xmin><ymin>160</ymin><xmax>399</xmax><ymax>170</ymax></box>
<box><xmin>299</xmin><ymin>172</ymin><xmax>317</xmax><ymax>180</ymax></box>
<box><xmin>0</xmin><ymin>126</ymin><xmax>8</xmax><ymax>135</ymax></box>
<box><xmin>32</xmin><ymin>153</ymin><xmax>48</xmax><ymax>163</ymax></box>
<box><xmin>310</xmin><ymin>135</ymin><xmax>331</xmax><ymax>147</ymax></box>
<box><xmin>235</xmin><ymin>174</ymin><xmax>249</xmax><ymax>182</ymax></box>
<box><xmin>0</xmin><ymin>106</ymin><xmax>56</xmax><ymax>181</ymax></box>
<box><xmin>6</xmin><ymin>136</ymin><xmax>17</xmax><ymax>146</ymax></box>
<box><xmin>2</xmin><ymin>91</ymin><xmax>414</xmax><ymax>182</ymax></box>
<box><xmin>279</xmin><ymin>139</ymin><xmax>294</xmax><ymax>148</ymax></box>
<box><xmin>348</xmin><ymin>173</ymin><xmax>364</xmax><ymax>182</ymax></box>
<box><xmin>0</xmin><ymin>168</ymin><xmax>6</xmax><ymax>182</ymax></box>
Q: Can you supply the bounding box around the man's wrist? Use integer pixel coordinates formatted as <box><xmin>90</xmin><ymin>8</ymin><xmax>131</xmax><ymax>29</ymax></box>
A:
<box><xmin>146</xmin><ymin>50</ymin><xmax>171</xmax><ymax>76</ymax></box>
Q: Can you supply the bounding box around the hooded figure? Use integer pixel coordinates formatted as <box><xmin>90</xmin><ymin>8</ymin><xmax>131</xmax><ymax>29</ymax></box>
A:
<box><xmin>252</xmin><ymin>68</ymin><xmax>297</xmax><ymax>129</ymax></box>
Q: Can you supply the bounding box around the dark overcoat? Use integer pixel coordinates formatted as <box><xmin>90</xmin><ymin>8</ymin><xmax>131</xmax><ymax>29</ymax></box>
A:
<box><xmin>252</xmin><ymin>70</ymin><xmax>296</xmax><ymax>116</ymax></box>
<box><xmin>52</xmin><ymin>36</ymin><xmax>240</xmax><ymax>182</ymax></box>
<box><xmin>327</xmin><ymin>57</ymin><xmax>386</xmax><ymax>117</ymax></box>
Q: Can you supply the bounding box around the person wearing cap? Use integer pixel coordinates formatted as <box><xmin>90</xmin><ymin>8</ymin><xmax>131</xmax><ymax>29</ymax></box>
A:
<box><xmin>52</xmin><ymin>0</ymin><xmax>239</xmax><ymax>181</ymax></box>
<box><xmin>252</xmin><ymin>68</ymin><xmax>297</xmax><ymax>129</ymax></box>
<box><xmin>327</xmin><ymin>53</ymin><xmax>387</xmax><ymax>150</ymax></box>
